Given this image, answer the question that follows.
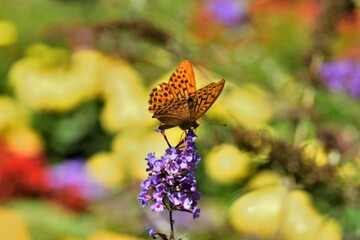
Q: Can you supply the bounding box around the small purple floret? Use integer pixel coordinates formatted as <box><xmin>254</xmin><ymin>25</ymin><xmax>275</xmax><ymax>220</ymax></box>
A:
<box><xmin>192</xmin><ymin>207</ymin><xmax>201</xmax><ymax>219</ymax></box>
<box><xmin>146</xmin><ymin>226</ymin><xmax>156</xmax><ymax>237</ymax></box>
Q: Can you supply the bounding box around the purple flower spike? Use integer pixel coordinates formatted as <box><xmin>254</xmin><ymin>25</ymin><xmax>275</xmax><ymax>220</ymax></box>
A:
<box><xmin>139</xmin><ymin>130</ymin><xmax>202</xmax><ymax>218</ymax></box>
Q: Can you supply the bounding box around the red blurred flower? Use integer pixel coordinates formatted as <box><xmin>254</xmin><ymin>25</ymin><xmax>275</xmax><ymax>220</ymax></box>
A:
<box><xmin>336</xmin><ymin>9</ymin><xmax>360</xmax><ymax>59</ymax></box>
<box><xmin>0</xmin><ymin>138</ymin><xmax>90</xmax><ymax>211</ymax></box>
<box><xmin>337</xmin><ymin>9</ymin><xmax>360</xmax><ymax>33</ymax></box>
<box><xmin>0</xmin><ymin>139</ymin><xmax>50</xmax><ymax>201</ymax></box>
<box><xmin>49</xmin><ymin>186</ymin><xmax>88</xmax><ymax>212</ymax></box>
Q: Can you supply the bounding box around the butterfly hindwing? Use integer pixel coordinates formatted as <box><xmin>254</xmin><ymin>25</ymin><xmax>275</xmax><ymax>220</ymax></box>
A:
<box><xmin>153</xmin><ymin>97</ymin><xmax>191</xmax><ymax>129</ymax></box>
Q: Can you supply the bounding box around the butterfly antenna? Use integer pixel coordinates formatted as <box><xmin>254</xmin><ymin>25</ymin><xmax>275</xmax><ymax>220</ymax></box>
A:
<box><xmin>213</xmin><ymin>123</ymin><xmax>227</xmax><ymax>127</ymax></box>
<box><xmin>203</xmin><ymin>117</ymin><xmax>228</xmax><ymax>128</ymax></box>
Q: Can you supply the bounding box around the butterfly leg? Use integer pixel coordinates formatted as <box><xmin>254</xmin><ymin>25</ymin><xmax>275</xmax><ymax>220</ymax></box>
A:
<box><xmin>175</xmin><ymin>138</ymin><xmax>185</xmax><ymax>149</ymax></box>
<box><xmin>157</xmin><ymin>129</ymin><xmax>172</xmax><ymax>148</ymax></box>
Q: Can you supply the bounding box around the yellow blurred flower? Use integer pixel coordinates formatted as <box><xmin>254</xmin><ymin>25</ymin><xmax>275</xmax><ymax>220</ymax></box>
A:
<box><xmin>86</xmin><ymin>152</ymin><xmax>125</xmax><ymax>190</ymax></box>
<box><xmin>9</xmin><ymin>44</ymin><xmax>103</xmax><ymax>111</ymax></box>
<box><xmin>282</xmin><ymin>190</ymin><xmax>342</xmax><ymax>240</ymax></box>
<box><xmin>229</xmin><ymin>185</ymin><xmax>342</xmax><ymax>240</ymax></box>
<box><xmin>0</xmin><ymin>96</ymin><xmax>28</xmax><ymax>132</ymax></box>
<box><xmin>0</xmin><ymin>21</ymin><xmax>17</xmax><ymax>46</ymax></box>
<box><xmin>100</xmin><ymin>57</ymin><xmax>152</xmax><ymax>133</ymax></box>
<box><xmin>246</xmin><ymin>170</ymin><xmax>282</xmax><ymax>190</ymax></box>
<box><xmin>301</xmin><ymin>139</ymin><xmax>328</xmax><ymax>167</ymax></box>
<box><xmin>205</xmin><ymin>144</ymin><xmax>253</xmax><ymax>185</ymax></box>
<box><xmin>312</xmin><ymin>218</ymin><xmax>343</xmax><ymax>240</ymax></box>
<box><xmin>337</xmin><ymin>158</ymin><xmax>360</xmax><ymax>185</ymax></box>
<box><xmin>89</xmin><ymin>231</ymin><xmax>145</xmax><ymax>240</ymax></box>
<box><xmin>112</xmin><ymin>129</ymin><xmax>179</xmax><ymax>181</ymax></box>
<box><xmin>229</xmin><ymin>185</ymin><xmax>287</xmax><ymax>238</ymax></box>
<box><xmin>219</xmin><ymin>83</ymin><xmax>274</xmax><ymax>128</ymax></box>
<box><xmin>0</xmin><ymin>207</ymin><xmax>31</xmax><ymax>240</ymax></box>
<box><xmin>3</xmin><ymin>126</ymin><xmax>44</xmax><ymax>158</ymax></box>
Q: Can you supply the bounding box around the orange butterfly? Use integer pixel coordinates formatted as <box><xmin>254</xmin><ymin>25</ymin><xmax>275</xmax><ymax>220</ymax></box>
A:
<box><xmin>148</xmin><ymin>60</ymin><xmax>225</xmax><ymax>131</ymax></box>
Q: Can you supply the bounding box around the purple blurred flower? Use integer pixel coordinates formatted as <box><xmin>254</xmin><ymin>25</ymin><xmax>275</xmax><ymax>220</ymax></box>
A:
<box><xmin>192</xmin><ymin>207</ymin><xmax>201</xmax><ymax>219</ymax></box>
<box><xmin>146</xmin><ymin>226</ymin><xmax>156</xmax><ymax>237</ymax></box>
<box><xmin>49</xmin><ymin>159</ymin><xmax>105</xmax><ymax>200</ymax></box>
<box><xmin>206</xmin><ymin>0</ymin><xmax>247</xmax><ymax>27</ymax></box>
<box><xmin>139</xmin><ymin>130</ymin><xmax>201</xmax><ymax>219</ymax></box>
<box><xmin>320</xmin><ymin>59</ymin><xmax>360</xmax><ymax>98</ymax></box>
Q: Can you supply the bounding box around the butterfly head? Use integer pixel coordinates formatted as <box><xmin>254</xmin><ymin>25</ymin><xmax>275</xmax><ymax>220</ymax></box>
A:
<box><xmin>157</xmin><ymin>120</ymin><xmax>199</xmax><ymax>131</ymax></box>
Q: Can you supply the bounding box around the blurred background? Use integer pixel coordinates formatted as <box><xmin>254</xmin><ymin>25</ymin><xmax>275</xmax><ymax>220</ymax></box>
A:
<box><xmin>1</xmin><ymin>0</ymin><xmax>360</xmax><ymax>239</ymax></box>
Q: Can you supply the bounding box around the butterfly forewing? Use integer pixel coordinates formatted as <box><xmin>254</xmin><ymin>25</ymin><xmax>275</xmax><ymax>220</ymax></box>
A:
<box><xmin>191</xmin><ymin>79</ymin><xmax>225</xmax><ymax>120</ymax></box>
<box><xmin>148</xmin><ymin>60</ymin><xmax>195</xmax><ymax>113</ymax></box>
<box><xmin>167</xmin><ymin>60</ymin><xmax>196</xmax><ymax>98</ymax></box>
<box><xmin>148</xmin><ymin>83</ymin><xmax>174</xmax><ymax>112</ymax></box>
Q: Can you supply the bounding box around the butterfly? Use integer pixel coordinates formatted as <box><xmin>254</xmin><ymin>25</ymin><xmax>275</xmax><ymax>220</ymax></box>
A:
<box><xmin>148</xmin><ymin>60</ymin><xmax>225</xmax><ymax>131</ymax></box>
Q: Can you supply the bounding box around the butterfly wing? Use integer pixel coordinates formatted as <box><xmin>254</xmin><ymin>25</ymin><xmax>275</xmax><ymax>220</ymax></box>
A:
<box><xmin>167</xmin><ymin>60</ymin><xmax>197</xmax><ymax>98</ymax></box>
<box><xmin>152</xmin><ymin>97</ymin><xmax>191</xmax><ymax>129</ymax></box>
<box><xmin>148</xmin><ymin>83</ymin><xmax>174</xmax><ymax>112</ymax></box>
<box><xmin>190</xmin><ymin>79</ymin><xmax>225</xmax><ymax>121</ymax></box>
<box><xmin>148</xmin><ymin>60</ymin><xmax>195</xmax><ymax>113</ymax></box>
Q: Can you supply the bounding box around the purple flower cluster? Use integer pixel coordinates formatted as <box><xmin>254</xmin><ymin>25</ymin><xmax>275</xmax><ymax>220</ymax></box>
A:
<box><xmin>320</xmin><ymin>59</ymin><xmax>360</xmax><ymax>98</ymax></box>
<box><xmin>139</xmin><ymin>130</ymin><xmax>201</xmax><ymax>219</ymax></box>
<box><xmin>206</xmin><ymin>0</ymin><xmax>247</xmax><ymax>27</ymax></box>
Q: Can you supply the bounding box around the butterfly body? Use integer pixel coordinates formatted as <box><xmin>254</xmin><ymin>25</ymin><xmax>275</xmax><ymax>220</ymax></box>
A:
<box><xmin>148</xmin><ymin>60</ymin><xmax>225</xmax><ymax>131</ymax></box>
<box><xmin>154</xmin><ymin>95</ymin><xmax>200</xmax><ymax>130</ymax></box>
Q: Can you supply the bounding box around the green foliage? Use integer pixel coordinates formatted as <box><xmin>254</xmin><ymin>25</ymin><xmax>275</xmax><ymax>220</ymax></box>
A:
<box><xmin>32</xmin><ymin>100</ymin><xmax>112</xmax><ymax>162</ymax></box>
<box><xmin>9</xmin><ymin>200</ymin><xmax>100</xmax><ymax>240</ymax></box>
